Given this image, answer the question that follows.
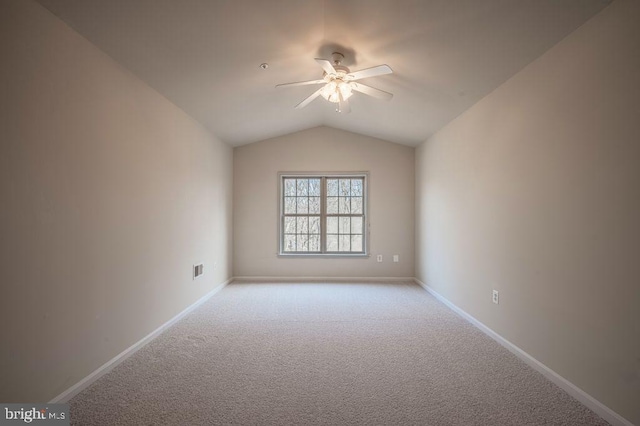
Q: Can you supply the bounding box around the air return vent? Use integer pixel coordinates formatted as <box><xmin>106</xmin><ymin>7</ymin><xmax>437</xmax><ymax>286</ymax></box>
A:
<box><xmin>193</xmin><ymin>263</ymin><xmax>204</xmax><ymax>280</ymax></box>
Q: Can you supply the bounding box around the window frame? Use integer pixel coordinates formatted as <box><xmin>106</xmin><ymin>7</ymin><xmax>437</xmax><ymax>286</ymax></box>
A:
<box><xmin>278</xmin><ymin>172</ymin><xmax>369</xmax><ymax>257</ymax></box>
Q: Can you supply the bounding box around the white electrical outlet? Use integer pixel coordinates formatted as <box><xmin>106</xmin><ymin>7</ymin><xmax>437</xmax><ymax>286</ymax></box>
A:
<box><xmin>376</xmin><ymin>255</ymin><xmax>383</xmax><ymax>262</ymax></box>
<box><xmin>492</xmin><ymin>290</ymin><xmax>499</xmax><ymax>304</ymax></box>
<box><xmin>393</xmin><ymin>255</ymin><xmax>399</xmax><ymax>263</ymax></box>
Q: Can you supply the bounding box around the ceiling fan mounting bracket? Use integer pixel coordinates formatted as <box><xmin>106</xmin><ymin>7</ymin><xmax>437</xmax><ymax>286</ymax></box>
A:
<box><xmin>331</xmin><ymin>52</ymin><xmax>345</xmax><ymax>66</ymax></box>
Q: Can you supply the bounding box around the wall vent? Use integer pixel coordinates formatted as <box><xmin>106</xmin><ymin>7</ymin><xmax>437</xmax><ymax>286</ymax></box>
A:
<box><xmin>193</xmin><ymin>263</ymin><xmax>204</xmax><ymax>280</ymax></box>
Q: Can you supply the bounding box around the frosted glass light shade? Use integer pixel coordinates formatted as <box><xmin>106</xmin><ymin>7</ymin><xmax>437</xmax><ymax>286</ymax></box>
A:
<box><xmin>320</xmin><ymin>80</ymin><xmax>353</xmax><ymax>103</ymax></box>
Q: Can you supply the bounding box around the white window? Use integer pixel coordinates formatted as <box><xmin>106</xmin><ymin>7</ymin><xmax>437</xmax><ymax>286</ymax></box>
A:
<box><xmin>279</xmin><ymin>173</ymin><xmax>368</xmax><ymax>255</ymax></box>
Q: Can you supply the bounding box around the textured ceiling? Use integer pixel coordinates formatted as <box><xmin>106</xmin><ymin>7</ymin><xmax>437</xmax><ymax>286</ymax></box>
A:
<box><xmin>36</xmin><ymin>0</ymin><xmax>610</xmax><ymax>146</ymax></box>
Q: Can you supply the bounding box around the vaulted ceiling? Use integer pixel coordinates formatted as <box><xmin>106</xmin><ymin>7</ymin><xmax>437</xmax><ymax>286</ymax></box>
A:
<box><xmin>36</xmin><ymin>0</ymin><xmax>610</xmax><ymax>146</ymax></box>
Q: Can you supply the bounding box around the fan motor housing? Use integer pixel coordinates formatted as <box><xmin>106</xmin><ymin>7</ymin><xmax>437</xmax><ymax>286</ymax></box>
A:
<box><xmin>333</xmin><ymin>65</ymin><xmax>350</xmax><ymax>74</ymax></box>
<box><xmin>324</xmin><ymin>65</ymin><xmax>351</xmax><ymax>81</ymax></box>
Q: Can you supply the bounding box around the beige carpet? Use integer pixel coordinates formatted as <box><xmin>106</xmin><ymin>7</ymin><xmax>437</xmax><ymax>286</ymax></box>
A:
<box><xmin>70</xmin><ymin>281</ymin><xmax>608</xmax><ymax>425</ymax></box>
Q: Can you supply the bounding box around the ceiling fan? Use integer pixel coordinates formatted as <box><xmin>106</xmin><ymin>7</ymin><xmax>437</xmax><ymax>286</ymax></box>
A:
<box><xmin>276</xmin><ymin>52</ymin><xmax>393</xmax><ymax>113</ymax></box>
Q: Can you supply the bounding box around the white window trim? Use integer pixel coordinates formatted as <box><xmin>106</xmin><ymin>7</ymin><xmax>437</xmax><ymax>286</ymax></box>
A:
<box><xmin>277</xmin><ymin>172</ymin><xmax>370</xmax><ymax>257</ymax></box>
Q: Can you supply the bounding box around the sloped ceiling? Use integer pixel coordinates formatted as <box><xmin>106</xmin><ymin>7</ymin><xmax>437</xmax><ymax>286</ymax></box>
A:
<box><xmin>36</xmin><ymin>0</ymin><xmax>610</xmax><ymax>146</ymax></box>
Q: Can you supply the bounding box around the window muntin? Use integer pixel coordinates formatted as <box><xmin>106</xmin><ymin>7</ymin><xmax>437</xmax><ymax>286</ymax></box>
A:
<box><xmin>280</xmin><ymin>174</ymin><xmax>367</xmax><ymax>255</ymax></box>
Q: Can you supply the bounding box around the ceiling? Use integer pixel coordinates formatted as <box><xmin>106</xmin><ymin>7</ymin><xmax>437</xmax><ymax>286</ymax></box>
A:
<box><xmin>36</xmin><ymin>0</ymin><xmax>610</xmax><ymax>147</ymax></box>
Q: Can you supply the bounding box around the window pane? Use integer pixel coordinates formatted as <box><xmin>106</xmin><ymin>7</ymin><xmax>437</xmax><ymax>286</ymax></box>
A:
<box><xmin>351</xmin><ymin>179</ymin><xmax>363</xmax><ymax>196</ymax></box>
<box><xmin>327</xmin><ymin>235</ymin><xmax>338</xmax><ymax>251</ymax></box>
<box><xmin>309</xmin><ymin>234</ymin><xmax>320</xmax><ymax>252</ymax></box>
<box><xmin>285</xmin><ymin>179</ymin><xmax>297</xmax><ymax>196</ymax></box>
<box><xmin>297</xmin><ymin>197</ymin><xmax>308</xmax><ymax>214</ymax></box>
<box><xmin>284</xmin><ymin>217</ymin><xmax>296</xmax><ymax>234</ymax></box>
<box><xmin>284</xmin><ymin>234</ymin><xmax>296</xmax><ymax>252</ymax></box>
<box><xmin>297</xmin><ymin>179</ymin><xmax>308</xmax><ymax>196</ymax></box>
<box><xmin>351</xmin><ymin>235</ymin><xmax>363</xmax><ymax>252</ymax></box>
<box><xmin>284</xmin><ymin>197</ymin><xmax>296</xmax><ymax>214</ymax></box>
<box><xmin>297</xmin><ymin>217</ymin><xmax>308</xmax><ymax>234</ymax></box>
<box><xmin>309</xmin><ymin>179</ymin><xmax>321</xmax><ymax>196</ymax></box>
<box><xmin>339</xmin><ymin>179</ymin><xmax>350</xmax><ymax>196</ymax></box>
<box><xmin>326</xmin><ymin>217</ymin><xmax>338</xmax><ymax>234</ymax></box>
<box><xmin>351</xmin><ymin>197</ymin><xmax>363</xmax><ymax>214</ymax></box>
<box><xmin>339</xmin><ymin>217</ymin><xmax>350</xmax><ymax>234</ymax></box>
<box><xmin>309</xmin><ymin>197</ymin><xmax>320</xmax><ymax>214</ymax></box>
<box><xmin>309</xmin><ymin>216</ymin><xmax>320</xmax><ymax>234</ymax></box>
<box><xmin>339</xmin><ymin>197</ymin><xmax>351</xmax><ymax>214</ymax></box>
<box><xmin>327</xmin><ymin>197</ymin><xmax>338</xmax><ymax>214</ymax></box>
<box><xmin>339</xmin><ymin>235</ymin><xmax>351</xmax><ymax>251</ymax></box>
<box><xmin>351</xmin><ymin>217</ymin><xmax>363</xmax><ymax>234</ymax></box>
<box><xmin>297</xmin><ymin>234</ymin><xmax>309</xmax><ymax>251</ymax></box>
<box><xmin>327</xmin><ymin>179</ymin><xmax>339</xmax><ymax>196</ymax></box>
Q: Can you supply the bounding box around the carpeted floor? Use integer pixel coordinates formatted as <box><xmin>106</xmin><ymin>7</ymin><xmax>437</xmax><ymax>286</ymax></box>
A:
<box><xmin>70</xmin><ymin>281</ymin><xmax>608</xmax><ymax>425</ymax></box>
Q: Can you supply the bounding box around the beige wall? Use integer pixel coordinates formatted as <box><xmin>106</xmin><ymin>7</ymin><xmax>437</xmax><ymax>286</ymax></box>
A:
<box><xmin>415</xmin><ymin>1</ymin><xmax>640</xmax><ymax>423</ymax></box>
<box><xmin>0</xmin><ymin>0</ymin><xmax>233</xmax><ymax>402</ymax></box>
<box><xmin>234</xmin><ymin>126</ymin><xmax>414</xmax><ymax>278</ymax></box>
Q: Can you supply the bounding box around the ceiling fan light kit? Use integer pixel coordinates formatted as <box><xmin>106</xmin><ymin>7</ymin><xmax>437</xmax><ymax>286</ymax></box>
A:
<box><xmin>276</xmin><ymin>51</ymin><xmax>393</xmax><ymax>114</ymax></box>
<box><xmin>320</xmin><ymin>81</ymin><xmax>353</xmax><ymax>103</ymax></box>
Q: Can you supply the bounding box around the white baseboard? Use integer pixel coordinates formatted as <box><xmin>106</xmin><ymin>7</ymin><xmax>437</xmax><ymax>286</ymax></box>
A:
<box><xmin>413</xmin><ymin>278</ymin><xmax>633</xmax><ymax>426</ymax></box>
<box><xmin>232</xmin><ymin>276</ymin><xmax>415</xmax><ymax>283</ymax></box>
<box><xmin>49</xmin><ymin>278</ymin><xmax>232</xmax><ymax>404</ymax></box>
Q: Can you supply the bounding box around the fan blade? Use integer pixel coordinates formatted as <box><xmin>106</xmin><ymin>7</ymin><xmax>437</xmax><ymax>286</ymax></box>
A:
<box><xmin>276</xmin><ymin>79</ymin><xmax>325</xmax><ymax>88</ymax></box>
<box><xmin>294</xmin><ymin>87</ymin><xmax>324</xmax><ymax>109</ymax></box>
<box><xmin>315</xmin><ymin>58</ymin><xmax>337</xmax><ymax>75</ymax></box>
<box><xmin>352</xmin><ymin>82</ymin><xmax>393</xmax><ymax>100</ymax></box>
<box><xmin>347</xmin><ymin>64</ymin><xmax>393</xmax><ymax>81</ymax></box>
<box><xmin>338</xmin><ymin>93</ymin><xmax>351</xmax><ymax>114</ymax></box>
